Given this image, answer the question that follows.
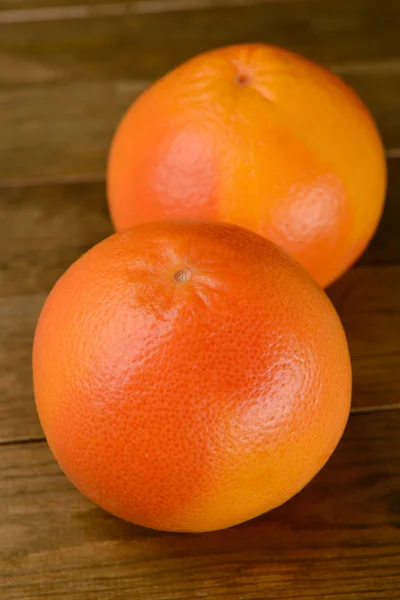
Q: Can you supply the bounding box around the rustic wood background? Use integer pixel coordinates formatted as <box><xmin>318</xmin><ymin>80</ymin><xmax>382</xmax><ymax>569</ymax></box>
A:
<box><xmin>1</xmin><ymin>1</ymin><xmax>399</xmax><ymax>598</ymax></box>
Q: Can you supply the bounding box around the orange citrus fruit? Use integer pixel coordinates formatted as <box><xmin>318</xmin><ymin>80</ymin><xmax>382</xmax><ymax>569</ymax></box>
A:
<box><xmin>33</xmin><ymin>221</ymin><xmax>351</xmax><ymax>532</ymax></box>
<box><xmin>107</xmin><ymin>43</ymin><xmax>386</xmax><ymax>288</ymax></box>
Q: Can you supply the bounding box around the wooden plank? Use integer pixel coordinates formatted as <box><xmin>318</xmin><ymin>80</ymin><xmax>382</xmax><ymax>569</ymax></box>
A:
<box><xmin>345</xmin><ymin>64</ymin><xmax>400</xmax><ymax>151</ymax></box>
<box><xmin>0</xmin><ymin>66</ymin><xmax>399</xmax><ymax>182</ymax></box>
<box><xmin>359</xmin><ymin>154</ymin><xmax>400</xmax><ymax>267</ymax></box>
<box><xmin>327</xmin><ymin>265</ymin><xmax>400</xmax><ymax>412</ymax></box>
<box><xmin>0</xmin><ymin>181</ymin><xmax>112</xmax><ymax>299</ymax></box>
<box><xmin>1</xmin><ymin>177</ymin><xmax>399</xmax><ymax>443</ymax></box>
<box><xmin>1</xmin><ymin>0</ymin><xmax>399</xmax><ymax>84</ymax></box>
<box><xmin>0</xmin><ymin>181</ymin><xmax>112</xmax><ymax>443</ymax></box>
<box><xmin>0</xmin><ymin>0</ymin><xmax>124</xmax><ymax>9</ymax></box>
<box><xmin>0</xmin><ymin>0</ymin><xmax>387</xmax><ymax>17</ymax></box>
<box><xmin>1</xmin><ymin>0</ymin><xmax>399</xmax><ymax>182</ymax></box>
<box><xmin>0</xmin><ymin>295</ymin><xmax>44</xmax><ymax>443</ymax></box>
<box><xmin>0</xmin><ymin>0</ymin><xmax>303</xmax><ymax>13</ymax></box>
<box><xmin>0</xmin><ymin>81</ymin><xmax>147</xmax><ymax>179</ymax></box>
<box><xmin>1</xmin><ymin>410</ymin><xmax>400</xmax><ymax>599</ymax></box>
<box><xmin>1</xmin><ymin>156</ymin><xmax>398</xmax><ymax>298</ymax></box>
<box><xmin>0</xmin><ymin>0</ymin><xmax>124</xmax><ymax>12</ymax></box>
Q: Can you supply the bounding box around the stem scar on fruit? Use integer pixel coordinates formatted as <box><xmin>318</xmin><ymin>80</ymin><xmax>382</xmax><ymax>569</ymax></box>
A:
<box><xmin>236</xmin><ymin>72</ymin><xmax>250</xmax><ymax>86</ymax></box>
<box><xmin>174</xmin><ymin>268</ymin><xmax>192</xmax><ymax>284</ymax></box>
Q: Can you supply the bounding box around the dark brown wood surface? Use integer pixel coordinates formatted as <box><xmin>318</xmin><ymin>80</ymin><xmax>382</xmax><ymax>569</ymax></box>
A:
<box><xmin>1</xmin><ymin>411</ymin><xmax>400</xmax><ymax>600</ymax></box>
<box><xmin>1</xmin><ymin>0</ymin><xmax>400</xmax><ymax>183</ymax></box>
<box><xmin>1</xmin><ymin>0</ymin><xmax>399</xmax><ymax>598</ymax></box>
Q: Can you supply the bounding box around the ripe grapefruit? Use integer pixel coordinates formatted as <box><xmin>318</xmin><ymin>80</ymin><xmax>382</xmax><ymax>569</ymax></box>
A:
<box><xmin>107</xmin><ymin>44</ymin><xmax>386</xmax><ymax>287</ymax></box>
<box><xmin>33</xmin><ymin>221</ymin><xmax>351</xmax><ymax>532</ymax></box>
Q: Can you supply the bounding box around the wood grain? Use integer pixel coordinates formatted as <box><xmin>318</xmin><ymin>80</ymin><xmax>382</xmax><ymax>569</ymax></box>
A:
<box><xmin>0</xmin><ymin>0</ymin><xmax>126</xmax><ymax>9</ymax></box>
<box><xmin>1</xmin><ymin>0</ymin><xmax>399</xmax><ymax>83</ymax></box>
<box><xmin>0</xmin><ymin>181</ymin><xmax>112</xmax><ymax>299</ymax></box>
<box><xmin>1</xmin><ymin>0</ymin><xmax>399</xmax><ymax>182</ymax></box>
<box><xmin>0</xmin><ymin>181</ymin><xmax>112</xmax><ymax>443</ymax></box>
<box><xmin>1</xmin><ymin>410</ymin><xmax>400</xmax><ymax>599</ymax></box>
<box><xmin>359</xmin><ymin>155</ymin><xmax>400</xmax><ymax>267</ymax></box>
<box><xmin>0</xmin><ymin>296</ymin><xmax>44</xmax><ymax>443</ymax></box>
<box><xmin>328</xmin><ymin>266</ymin><xmax>400</xmax><ymax>411</ymax></box>
<box><xmin>1</xmin><ymin>156</ymin><xmax>398</xmax><ymax>299</ymax></box>
<box><xmin>0</xmin><ymin>0</ymin><xmax>296</xmax><ymax>13</ymax></box>
<box><xmin>0</xmin><ymin>81</ymin><xmax>147</xmax><ymax>180</ymax></box>
<box><xmin>1</xmin><ymin>1</ymin><xmax>399</xmax><ymax>597</ymax></box>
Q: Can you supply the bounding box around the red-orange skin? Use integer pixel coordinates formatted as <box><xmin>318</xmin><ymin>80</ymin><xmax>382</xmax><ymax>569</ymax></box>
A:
<box><xmin>33</xmin><ymin>221</ymin><xmax>352</xmax><ymax>533</ymax></box>
<box><xmin>107</xmin><ymin>44</ymin><xmax>387</xmax><ymax>288</ymax></box>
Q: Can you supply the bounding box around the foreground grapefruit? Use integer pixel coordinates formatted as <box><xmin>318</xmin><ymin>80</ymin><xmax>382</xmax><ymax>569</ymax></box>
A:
<box><xmin>107</xmin><ymin>44</ymin><xmax>386</xmax><ymax>287</ymax></box>
<box><xmin>33</xmin><ymin>221</ymin><xmax>351</xmax><ymax>532</ymax></box>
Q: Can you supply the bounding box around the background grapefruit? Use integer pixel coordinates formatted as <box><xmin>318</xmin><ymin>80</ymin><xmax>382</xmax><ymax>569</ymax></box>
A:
<box><xmin>107</xmin><ymin>44</ymin><xmax>386</xmax><ymax>287</ymax></box>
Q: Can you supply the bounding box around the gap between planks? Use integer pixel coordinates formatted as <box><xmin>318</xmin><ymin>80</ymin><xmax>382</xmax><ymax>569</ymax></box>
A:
<box><xmin>1</xmin><ymin>404</ymin><xmax>400</xmax><ymax>448</ymax></box>
<box><xmin>0</xmin><ymin>0</ymin><xmax>322</xmax><ymax>25</ymax></box>
<box><xmin>0</xmin><ymin>436</ymin><xmax>45</xmax><ymax>447</ymax></box>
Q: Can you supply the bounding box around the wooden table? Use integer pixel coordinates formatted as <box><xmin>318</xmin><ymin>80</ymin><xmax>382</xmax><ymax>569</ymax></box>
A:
<box><xmin>1</xmin><ymin>1</ymin><xmax>400</xmax><ymax>598</ymax></box>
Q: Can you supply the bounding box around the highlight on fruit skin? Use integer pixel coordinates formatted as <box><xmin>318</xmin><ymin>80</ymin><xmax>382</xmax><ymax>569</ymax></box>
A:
<box><xmin>33</xmin><ymin>221</ymin><xmax>352</xmax><ymax>533</ymax></box>
<box><xmin>107</xmin><ymin>43</ymin><xmax>387</xmax><ymax>288</ymax></box>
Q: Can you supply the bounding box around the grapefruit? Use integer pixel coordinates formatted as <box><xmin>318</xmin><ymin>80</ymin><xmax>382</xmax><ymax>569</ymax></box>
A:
<box><xmin>33</xmin><ymin>221</ymin><xmax>351</xmax><ymax>532</ymax></box>
<box><xmin>107</xmin><ymin>44</ymin><xmax>386</xmax><ymax>287</ymax></box>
